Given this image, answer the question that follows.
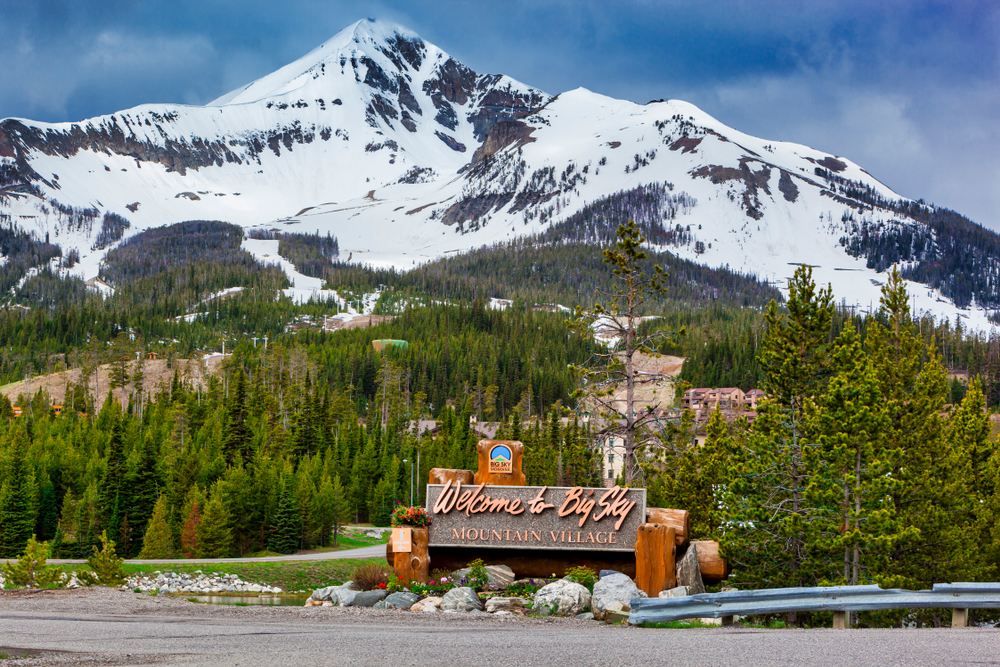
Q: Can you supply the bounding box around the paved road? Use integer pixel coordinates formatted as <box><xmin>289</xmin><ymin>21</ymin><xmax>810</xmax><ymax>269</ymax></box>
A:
<box><xmin>46</xmin><ymin>543</ymin><xmax>386</xmax><ymax>566</ymax></box>
<box><xmin>2</xmin><ymin>602</ymin><xmax>997</xmax><ymax>667</ymax></box>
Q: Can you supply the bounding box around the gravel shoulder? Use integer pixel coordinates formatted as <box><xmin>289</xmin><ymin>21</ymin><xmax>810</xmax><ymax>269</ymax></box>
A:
<box><xmin>2</xmin><ymin>588</ymin><xmax>998</xmax><ymax>667</ymax></box>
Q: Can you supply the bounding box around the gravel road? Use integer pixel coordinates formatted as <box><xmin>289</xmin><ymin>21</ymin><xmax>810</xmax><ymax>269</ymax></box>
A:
<box><xmin>2</xmin><ymin>589</ymin><xmax>997</xmax><ymax>667</ymax></box>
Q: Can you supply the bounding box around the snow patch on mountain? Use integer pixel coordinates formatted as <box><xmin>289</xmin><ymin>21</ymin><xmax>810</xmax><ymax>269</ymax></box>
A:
<box><xmin>1</xmin><ymin>19</ymin><xmax>995</xmax><ymax>331</ymax></box>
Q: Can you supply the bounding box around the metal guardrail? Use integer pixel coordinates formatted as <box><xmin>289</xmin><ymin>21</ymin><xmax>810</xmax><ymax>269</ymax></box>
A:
<box><xmin>629</xmin><ymin>583</ymin><xmax>1000</xmax><ymax>626</ymax></box>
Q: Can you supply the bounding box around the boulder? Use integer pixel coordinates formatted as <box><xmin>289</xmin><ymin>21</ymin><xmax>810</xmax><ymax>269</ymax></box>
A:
<box><xmin>675</xmin><ymin>543</ymin><xmax>707</xmax><ymax>596</ymax></box>
<box><xmin>592</xmin><ymin>573</ymin><xmax>646</xmax><ymax>621</ymax></box>
<box><xmin>485</xmin><ymin>597</ymin><xmax>525</xmax><ymax>613</ymax></box>
<box><xmin>374</xmin><ymin>592</ymin><xmax>420</xmax><ymax>609</ymax></box>
<box><xmin>351</xmin><ymin>590</ymin><xmax>388</xmax><ymax>607</ymax></box>
<box><xmin>309</xmin><ymin>585</ymin><xmax>340</xmax><ymax>603</ymax></box>
<box><xmin>532</xmin><ymin>580</ymin><xmax>591</xmax><ymax>617</ymax></box>
<box><xmin>440</xmin><ymin>587</ymin><xmax>484</xmax><ymax>612</ymax></box>
<box><xmin>451</xmin><ymin>564</ymin><xmax>515</xmax><ymax>589</ymax></box>
<box><xmin>599</xmin><ymin>570</ymin><xmax>623</xmax><ymax>579</ymax></box>
<box><xmin>659</xmin><ymin>586</ymin><xmax>689</xmax><ymax>598</ymax></box>
<box><xmin>410</xmin><ymin>596</ymin><xmax>443</xmax><ymax>612</ymax></box>
<box><xmin>576</xmin><ymin>612</ymin><xmax>595</xmax><ymax>621</ymax></box>
<box><xmin>304</xmin><ymin>599</ymin><xmax>324</xmax><ymax>607</ymax></box>
<box><xmin>604</xmin><ymin>600</ymin><xmax>630</xmax><ymax>614</ymax></box>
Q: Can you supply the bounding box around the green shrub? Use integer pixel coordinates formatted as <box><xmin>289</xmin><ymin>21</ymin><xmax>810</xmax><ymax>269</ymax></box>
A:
<box><xmin>80</xmin><ymin>530</ymin><xmax>126</xmax><ymax>586</ymax></box>
<box><xmin>504</xmin><ymin>578</ymin><xmax>546</xmax><ymax>599</ymax></box>
<box><xmin>564</xmin><ymin>565</ymin><xmax>598</xmax><ymax>592</ymax></box>
<box><xmin>1</xmin><ymin>536</ymin><xmax>63</xmax><ymax>588</ymax></box>
<box><xmin>466</xmin><ymin>558</ymin><xmax>489</xmax><ymax>591</ymax></box>
<box><xmin>350</xmin><ymin>562</ymin><xmax>390</xmax><ymax>591</ymax></box>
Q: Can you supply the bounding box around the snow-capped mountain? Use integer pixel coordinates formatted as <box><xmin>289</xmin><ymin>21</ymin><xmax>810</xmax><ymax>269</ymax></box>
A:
<box><xmin>0</xmin><ymin>19</ymin><xmax>996</xmax><ymax>328</ymax></box>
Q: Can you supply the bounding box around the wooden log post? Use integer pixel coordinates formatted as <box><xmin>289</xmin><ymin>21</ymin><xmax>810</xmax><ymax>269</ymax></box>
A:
<box><xmin>690</xmin><ymin>540</ymin><xmax>729</xmax><ymax>582</ymax></box>
<box><xmin>833</xmin><ymin>611</ymin><xmax>849</xmax><ymax>629</ymax></box>
<box><xmin>952</xmin><ymin>608</ymin><xmax>968</xmax><ymax>628</ymax></box>
<box><xmin>428</xmin><ymin>468</ymin><xmax>475</xmax><ymax>486</ymax></box>
<box><xmin>645</xmin><ymin>508</ymin><xmax>691</xmax><ymax>548</ymax></box>
<box><xmin>387</xmin><ymin>527</ymin><xmax>430</xmax><ymax>585</ymax></box>
<box><xmin>473</xmin><ymin>440</ymin><xmax>526</xmax><ymax>486</ymax></box>
<box><xmin>634</xmin><ymin>523</ymin><xmax>677</xmax><ymax>597</ymax></box>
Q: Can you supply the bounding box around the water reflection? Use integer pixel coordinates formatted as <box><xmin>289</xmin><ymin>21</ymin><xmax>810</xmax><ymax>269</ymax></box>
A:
<box><xmin>187</xmin><ymin>595</ymin><xmax>309</xmax><ymax>606</ymax></box>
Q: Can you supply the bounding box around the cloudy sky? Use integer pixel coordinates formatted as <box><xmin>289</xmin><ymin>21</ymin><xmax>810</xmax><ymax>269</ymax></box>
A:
<box><xmin>2</xmin><ymin>0</ymin><xmax>997</xmax><ymax>228</ymax></box>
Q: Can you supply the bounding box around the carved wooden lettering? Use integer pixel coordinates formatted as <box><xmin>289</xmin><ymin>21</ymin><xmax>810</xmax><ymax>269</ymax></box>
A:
<box><xmin>427</xmin><ymin>484</ymin><xmax>646</xmax><ymax>552</ymax></box>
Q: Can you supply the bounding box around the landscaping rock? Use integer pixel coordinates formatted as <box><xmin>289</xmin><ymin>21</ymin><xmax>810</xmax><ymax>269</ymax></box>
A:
<box><xmin>309</xmin><ymin>585</ymin><xmax>339</xmax><ymax>603</ymax></box>
<box><xmin>451</xmin><ymin>564</ymin><xmax>515</xmax><ymax>588</ymax></box>
<box><xmin>599</xmin><ymin>570</ymin><xmax>623</xmax><ymax>579</ymax></box>
<box><xmin>592</xmin><ymin>573</ymin><xmax>646</xmax><ymax>621</ymax></box>
<box><xmin>605</xmin><ymin>610</ymin><xmax>630</xmax><ymax>625</ymax></box>
<box><xmin>410</xmin><ymin>596</ymin><xmax>443</xmax><ymax>612</ymax></box>
<box><xmin>374</xmin><ymin>592</ymin><xmax>420</xmax><ymax>609</ymax></box>
<box><xmin>440</xmin><ymin>587</ymin><xmax>484</xmax><ymax>612</ymax></box>
<box><xmin>351</xmin><ymin>590</ymin><xmax>388</xmax><ymax>607</ymax></box>
<box><xmin>675</xmin><ymin>544</ymin><xmax>707</xmax><ymax>596</ymax></box>
<box><xmin>659</xmin><ymin>586</ymin><xmax>689</xmax><ymax>598</ymax></box>
<box><xmin>126</xmin><ymin>572</ymin><xmax>281</xmax><ymax>596</ymax></box>
<box><xmin>485</xmin><ymin>597</ymin><xmax>525</xmax><ymax>613</ymax></box>
<box><xmin>604</xmin><ymin>600</ymin><xmax>630</xmax><ymax>614</ymax></box>
<box><xmin>576</xmin><ymin>612</ymin><xmax>595</xmax><ymax>621</ymax></box>
<box><xmin>532</xmin><ymin>579</ymin><xmax>591</xmax><ymax>617</ymax></box>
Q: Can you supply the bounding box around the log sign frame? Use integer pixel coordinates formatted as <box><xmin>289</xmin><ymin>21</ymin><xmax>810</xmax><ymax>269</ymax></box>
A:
<box><xmin>426</xmin><ymin>480</ymin><xmax>647</xmax><ymax>552</ymax></box>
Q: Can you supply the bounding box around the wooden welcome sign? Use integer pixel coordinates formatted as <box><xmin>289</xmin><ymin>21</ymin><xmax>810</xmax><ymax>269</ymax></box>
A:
<box><xmin>389</xmin><ymin>439</ymin><xmax>725</xmax><ymax>589</ymax></box>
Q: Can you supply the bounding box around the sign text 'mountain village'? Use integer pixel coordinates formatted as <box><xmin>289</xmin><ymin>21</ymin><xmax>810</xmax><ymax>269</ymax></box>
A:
<box><xmin>426</xmin><ymin>482</ymin><xmax>647</xmax><ymax>552</ymax></box>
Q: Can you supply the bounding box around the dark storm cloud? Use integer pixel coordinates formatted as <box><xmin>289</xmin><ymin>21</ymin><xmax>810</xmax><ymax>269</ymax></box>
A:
<box><xmin>1</xmin><ymin>0</ymin><xmax>996</xmax><ymax>227</ymax></box>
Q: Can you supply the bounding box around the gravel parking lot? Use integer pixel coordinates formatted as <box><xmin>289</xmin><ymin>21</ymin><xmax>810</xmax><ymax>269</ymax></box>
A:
<box><xmin>1</xmin><ymin>588</ymin><xmax>997</xmax><ymax>667</ymax></box>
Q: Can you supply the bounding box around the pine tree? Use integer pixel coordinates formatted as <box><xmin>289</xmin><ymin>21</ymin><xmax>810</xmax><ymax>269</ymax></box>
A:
<box><xmin>137</xmin><ymin>495</ymin><xmax>173</xmax><ymax>559</ymax></box>
<box><xmin>0</xmin><ymin>426</ymin><xmax>36</xmax><ymax>558</ymax></box>
<box><xmin>722</xmin><ymin>266</ymin><xmax>835</xmax><ymax>611</ymax></box>
<box><xmin>867</xmin><ymin>268</ymin><xmax>951</xmax><ymax>590</ymax></box>
<box><xmin>944</xmin><ymin>376</ymin><xmax>995</xmax><ymax>582</ymax></box>
<box><xmin>197</xmin><ymin>485</ymin><xmax>233</xmax><ymax>558</ymax></box>
<box><xmin>34</xmin><ymin>478</ymin><xmax>59</xmax><ymax>542</ymax></box>
<box><xmin>179</xmin><ymin>487</ymin><xmax>204</xmax><ymax>559</ymax></box>
<box><xmin>223</xmin><ymin>368</ymin><xmax>251</xmax><ymax>464</ymax></box>
<box><xmin>806</xmin><ymin>328</ymin><xmax>896</xmax><ymax>585</ymax></box>
<box><xmin>99</xmin><ymin>416</ymin><xmax>127</xmax><ymax>546</ymax></box>
<box><xmin>269</xmin><ymin>476</ymin><xmax>301</xmax><ymax>555</ymax></box>
<box><xmin>569</xmin><ymin>219</ymin><xmax>676</xmax><ymax>483</ymax></box>
<box><xmin>1</xmin><ymin>535</ymin><xmax>63</xmax><ymax>588</ymax></box>
<box><xmin>329</xmin><ymin>473</ymin><xmax>349</xmax><ymax>547</ymax></box>
<box><xmin>295</xmin><ymin>469</ymin><xmax>318</xmax><ymax>549</ymax></box>
<box><xmin>125</xmin><ymin>434</ymin><xmax>161</xmax><ymax>557</ymax></box>
<box><xmin>648</xmin><ymin>406</ymin><xmax>729</xmax><ymax>539</ymax></box>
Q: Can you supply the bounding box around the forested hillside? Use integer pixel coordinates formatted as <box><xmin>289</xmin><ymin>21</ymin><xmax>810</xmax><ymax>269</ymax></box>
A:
<box><xmin>0</xmin><ymin>304</ymin><xmax>601</xmax><ymax>560</ymax></box>
<box><xmin>648</xmin><ymin>268</ymin><xmax>1000</xmax><ymax>620</ymax></box>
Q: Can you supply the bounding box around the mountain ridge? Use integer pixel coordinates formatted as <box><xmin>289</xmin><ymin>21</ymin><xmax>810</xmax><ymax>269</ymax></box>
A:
<box><xmin>1</xmin><ymin>18</ymin><xmax>997</xmax><ymax>329</ymax></box>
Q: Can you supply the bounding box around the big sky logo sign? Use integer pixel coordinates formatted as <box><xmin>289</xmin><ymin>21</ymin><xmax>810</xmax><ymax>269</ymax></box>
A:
<box><xmin>489</xmin><ymin>444</ymin><xmax>513</xmax><ymax>474</ymax></box>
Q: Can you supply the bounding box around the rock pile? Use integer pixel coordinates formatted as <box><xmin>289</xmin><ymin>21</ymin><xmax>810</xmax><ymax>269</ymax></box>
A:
<box><xmin>125</xmin><ymin>571</ymin><xmax>283</xmax><ymax>595</ymax></box>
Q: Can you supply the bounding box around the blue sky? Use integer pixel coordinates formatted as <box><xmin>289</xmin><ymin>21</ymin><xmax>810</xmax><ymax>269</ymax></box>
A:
<box><xmin>1</xmin><ymin>0</ymin><xmax>997</xmax><ymax>228</ymax></box>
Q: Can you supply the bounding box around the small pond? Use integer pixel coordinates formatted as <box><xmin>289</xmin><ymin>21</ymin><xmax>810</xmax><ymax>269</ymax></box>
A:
<box><xmin>186</xmin><ymin>595</ymin><xmax>309</xmax><ymax>606</ymax></box>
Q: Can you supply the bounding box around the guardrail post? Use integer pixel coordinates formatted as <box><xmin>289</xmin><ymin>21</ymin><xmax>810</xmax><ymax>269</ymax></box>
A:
<box><xmin>833</xmin><ymin>611</ymin><xmax>849</xmax><ymax>629</ymax></box>
<box><xmin>952</xmin><ymin>608</ymin><xmax>968</xmax><ymax>628</ymax></box>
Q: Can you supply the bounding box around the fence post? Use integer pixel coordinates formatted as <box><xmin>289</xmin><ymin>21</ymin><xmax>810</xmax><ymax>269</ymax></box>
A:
<box><xmin>833</xmin><ymin>611</ymin><xmax>849</xmax><ymax>629</ymax></box>
<box><xmin>952</xmin><ymin>609</ymin><xmax>968</xmax><ymax>628</ymax></box>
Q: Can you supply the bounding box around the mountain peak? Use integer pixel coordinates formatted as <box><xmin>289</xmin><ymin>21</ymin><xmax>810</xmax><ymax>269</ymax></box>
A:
<box><xmin>209</xmin><ymin>18</ymin><xmax>427</xmax><ymax>106</ymax></box>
